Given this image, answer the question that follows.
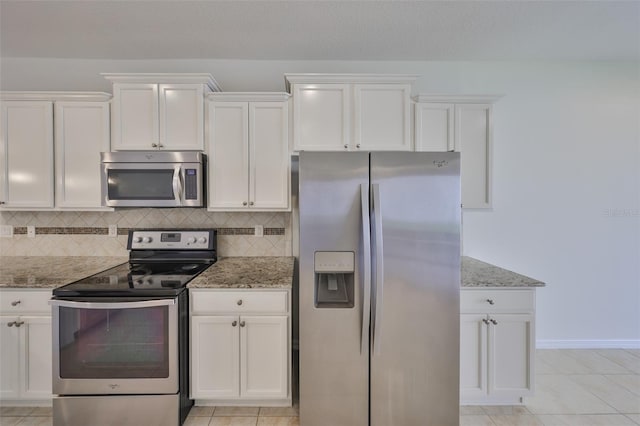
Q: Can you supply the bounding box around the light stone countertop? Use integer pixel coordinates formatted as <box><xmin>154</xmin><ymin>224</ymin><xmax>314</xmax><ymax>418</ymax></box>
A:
<box><xmin>462</xmin><ymin>256</ymin><xmax>545</xmax><ymax>288</ymax></box>
<box><xmin>0</xmin><ymin>256</ymin><xmax>128</xmax><ymax>289</ymax></box>
<box><xmin>188</xmin><ymin>256</ymin><xmax>294</xmax><ymax>289</ymax></box>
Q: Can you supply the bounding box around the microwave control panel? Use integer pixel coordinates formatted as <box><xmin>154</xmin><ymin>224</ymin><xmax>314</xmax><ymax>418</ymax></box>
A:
<box><xmin>185</xmin><ymin>169</ymin><xmax>198</xmax><ymax>200</ymax></box>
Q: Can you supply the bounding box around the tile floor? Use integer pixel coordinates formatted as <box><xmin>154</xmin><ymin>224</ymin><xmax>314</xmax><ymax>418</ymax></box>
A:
<box><xmin>1</xmin><ymin>349</ymin><xmax>638</xmax><ymax>426</ymax></box>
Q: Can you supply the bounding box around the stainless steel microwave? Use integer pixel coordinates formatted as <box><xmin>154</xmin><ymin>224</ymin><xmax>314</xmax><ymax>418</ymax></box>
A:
<box><xmin>101</xmin><ymin>151</ymin><xmax>205</xmax><ymax>207</ymax></box>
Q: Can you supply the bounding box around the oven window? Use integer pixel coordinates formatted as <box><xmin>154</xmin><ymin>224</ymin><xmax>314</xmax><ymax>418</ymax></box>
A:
<box><xmin>58</xmin><ymin>305</ymin><xmax>169</xmax><ymax>379</ymax></box>
<box><xmin>107</xmin><ymin>169</ymin><xmax>175</xmax><ymax>200</ymax></box>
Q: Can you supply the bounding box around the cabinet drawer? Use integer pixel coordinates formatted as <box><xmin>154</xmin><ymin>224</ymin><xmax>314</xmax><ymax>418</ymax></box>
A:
<box><xmin>460</xmin><ymin>289</ymin><xmax>534</xmax><ymax>314</ymax></box>
<box><xmin>0</xmin><ymin>290</ymin><xmax>51</xmax><ymax>314</ymax></box>
<box><xmin>191</xmin><ymin>290</ymin><xmax>288</xmax><ymax>314</ymax></box>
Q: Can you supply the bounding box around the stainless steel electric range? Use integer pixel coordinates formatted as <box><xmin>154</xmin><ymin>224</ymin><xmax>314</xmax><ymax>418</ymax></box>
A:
<box><xmin>50</xmin><ymin>229</ymin><xmax>217</xmax><ymax>426</ymax></box>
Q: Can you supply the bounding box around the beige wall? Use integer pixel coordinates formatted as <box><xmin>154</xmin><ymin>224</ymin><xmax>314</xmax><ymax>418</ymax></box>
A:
<box><xmin>0</xmin><ymin>209</ymin><xmax>291</xmax><ymax>257</ymax></box>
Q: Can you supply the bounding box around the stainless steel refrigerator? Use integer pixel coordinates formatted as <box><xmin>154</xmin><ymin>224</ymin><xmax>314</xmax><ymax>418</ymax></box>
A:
<box><xmin>298</xmin><ymin>151</ymin><xmax>461</xmax><ymax>426</ymax></box>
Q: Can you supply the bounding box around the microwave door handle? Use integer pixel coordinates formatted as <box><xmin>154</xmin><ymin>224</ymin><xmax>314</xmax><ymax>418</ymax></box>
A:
<box><xmin>173</xmin><ymin>167</ymin><xmax>183</xmax><ymax>205</ymax></box>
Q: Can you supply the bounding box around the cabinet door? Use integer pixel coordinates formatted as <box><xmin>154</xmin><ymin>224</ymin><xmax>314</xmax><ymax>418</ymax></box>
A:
<box><xmin>460</xmin><ymin>314</ymin><xmax>488</xmax><ymax>401</ymax></box>
<box><xmin>21</xmin><ymin>316</ymin><xmax>52</xmax><ymax>399</ymax></box>
<box><xmin>354</xmin><ymin>84</ymin><xmax>412</xmax><ymax>151</ymax></box>
<box><xmin>488</xmin><ymin>314</ymin><xmax>534</xmax><ymax>398</ymax></box>
<box><xmin>250</xmin><ymin>102</ymin><xmax>289</xmax><ymax>210</ymax></box>
<box><xmin>0</xmin><ymin>316</ymin><xmax>20</xmax><ymax>399</ymax></box>
<box><xmin>0</xmin><ymin>101</ymin><xmax>54</xmax><ymax>208</ymax></box>
<box><xmin>455</xmin><ymin>104</ymin><xmax>492</xmax><ymax>208</ymax></box>
<box><xmin>240</xmin><ymin>316</ymin><xmax>288</xmax><ymax>399</ymax></box>
<box><xmin>208</xmin><ymin>102</ymin><xmax>250</xmax><ymax>210</ymax></box>
<box><xmin>55</xmin><ymin>102</ymin><xmax>110</xmax><ymax>209</ymax></box>
<box><xmin>159</xmin><ymin>84</ymin><xmax>204</xmax><ymax>150</ymax></box>
<box><xmin>415</xmin><ymin>103</ymin><xmax>454</xmax><ymax>152</ymax></box>
<box><xmin>292</xmin><ymin>84</ymin><xmax>350</xmax><ymax>151</ymax></box>
<box><xmin>191</xmin><ymin>315</ymin><xmax>240</xmax><ymax>399</ymax></box>
<box><xmin>111</xmin><ymin>83</ymin><xmax>159</xmax><ymax>150</ymax></box>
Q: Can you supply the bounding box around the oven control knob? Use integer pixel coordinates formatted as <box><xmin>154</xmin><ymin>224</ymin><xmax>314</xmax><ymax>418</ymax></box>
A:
<box><xmin>133</xmin><ymin>236</ymin><xmax>142</xmax><ymax>243</ymax></box>
<box><xmin>142</xmin><ymin>237</ymin><xmax>153</xmax><ymax>243</ymax></box>
<box><xmin>187</xmin><ymin>237</ymin><xmax>196</xmax><ymax>244</ymax></box>
<box><xmin>198</xmin><ymin>237</ymin><xmax>207</xmax><ymax>244</ymax></box>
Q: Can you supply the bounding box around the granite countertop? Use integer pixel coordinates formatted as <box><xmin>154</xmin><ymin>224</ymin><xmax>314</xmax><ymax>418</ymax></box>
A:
<box><xmin>0</xmin><ymin>256</ymin><xmax>128</xmax><ymax>289</ymax></box>
<box><xmin>188</xmin><ymin>257</ymin><xmax>294</xmax><ymax>289</ymax></box>
<box><xmin>462</xmin><ymin>256</ymin><xmax>545</xmax><ymax>288</ymax></box>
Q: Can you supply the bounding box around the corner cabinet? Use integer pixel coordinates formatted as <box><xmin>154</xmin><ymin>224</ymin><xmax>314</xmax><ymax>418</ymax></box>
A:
<box><xmin>0</xmin><ymin>289</ymin><xmax>52</xmax><ymax>404</ymax></box>
<box><xmin>103</xmin><ymin>73</ymin><xmax>221</xmax><ymax>151</ymax></box>
<box><xmin>190</xmin><ymin>289</ymin><xmax>291</xmax><ymax>406</ymax></box>
<box><xmin>285</xmin><ymin>74</ymin><xmax>415</xmax><ymax>152</ymax></box>
<box><xmin>460</xmin><ymin>288</ymin><xmax>535</xmax><ymax>404</ymax></box>
<box><xmin>414</xmin><ymin>95</ymin><xmax>501</xmax><ymax>209</ymax></box>
<box><xmin>0</xmin><ymin>92</ymin><xmax>111</xmax><ymax>211</ymax></box>
<box><xmin>207</xmin><ymin>93</ymin><xmax>290</xmax><ymax>211</ymax></box>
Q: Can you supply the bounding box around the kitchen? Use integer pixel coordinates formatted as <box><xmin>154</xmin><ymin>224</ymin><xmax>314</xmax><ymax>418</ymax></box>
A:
<box><xmin>0</xmin><ymin>1</ymin><xmax>639</xmax><ymax>426</ymax></box>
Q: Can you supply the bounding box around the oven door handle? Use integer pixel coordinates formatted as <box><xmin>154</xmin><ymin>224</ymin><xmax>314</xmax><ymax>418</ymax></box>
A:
<box><xmin>49</xmin><ymin>298</ymin><xmax>176</xmax><ymax>310</ymax></box>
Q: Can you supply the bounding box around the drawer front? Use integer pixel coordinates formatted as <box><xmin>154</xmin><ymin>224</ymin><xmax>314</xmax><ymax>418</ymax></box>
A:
<box><xmin>191</xmin><ymin>290</ymin><xmax>288</xmax><ymax>314</ymax></box>
<box><xmin>0</xmin><ymin>290</ymin><xmax>51</xmax><ymax>314</ymax></box>
<box><xmin>460</xmin><ymin>289</ymin><xmax>534</xmax><ymax>314</ymax></box>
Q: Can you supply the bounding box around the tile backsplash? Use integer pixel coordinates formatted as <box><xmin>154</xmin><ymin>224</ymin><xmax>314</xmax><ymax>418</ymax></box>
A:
<box><xmin>0</xmin><ymin>209</ymin><xmax>291</xmax><ymax>257</ymax></box>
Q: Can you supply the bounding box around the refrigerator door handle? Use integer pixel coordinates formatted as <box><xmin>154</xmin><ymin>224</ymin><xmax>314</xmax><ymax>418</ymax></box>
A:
<box><xmin>371</xmin><ymin>183</ymin><xmax>384</xmax><ymax>356</ymax></box>
<box><xmin>360</xmin><ymin>184</ymin><xmax>371</xmax><ymax>355</ymax></box>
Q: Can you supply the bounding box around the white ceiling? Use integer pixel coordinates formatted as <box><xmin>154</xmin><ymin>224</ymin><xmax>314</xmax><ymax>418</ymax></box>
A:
<box><xmin>1</xmin><ymin>0</ymin><xmax>638</xmax><ymax>61</ymax></box>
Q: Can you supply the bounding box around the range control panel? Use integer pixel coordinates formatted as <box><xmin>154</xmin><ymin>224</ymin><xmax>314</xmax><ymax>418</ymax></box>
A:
<box><xmin>128</xmin><ymin>230</ymin><xmax>213</xmax><ymax>250</ymax></box>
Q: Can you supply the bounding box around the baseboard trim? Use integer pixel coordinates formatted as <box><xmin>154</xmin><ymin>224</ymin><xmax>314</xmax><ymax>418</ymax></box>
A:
<box><xmin>537</xmin><ymin>339</ymin><xmax>640</xmax><ymax>349</ymax></box>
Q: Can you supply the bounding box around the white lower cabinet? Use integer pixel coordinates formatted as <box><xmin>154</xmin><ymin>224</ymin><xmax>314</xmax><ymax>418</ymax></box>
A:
<box><xmin>0</xmin><ymin>290</ymin><xmax>52</xmax><ymax>403</ymax></box>
<box><xmin>460</xmin><ymin>288</ymin><xmax>535</xmax><ymax>404</ymax></box>
<box><xmin>190</xmin><ymin>289</ymin><xmax>291</xmax><ymax>405</ymax></box>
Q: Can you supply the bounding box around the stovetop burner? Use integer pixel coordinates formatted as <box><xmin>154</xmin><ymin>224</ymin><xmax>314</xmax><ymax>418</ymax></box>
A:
<box><xmin>53</xmin><ymin>229</ymin><xmax>217</xmax><ymax>298</ymax></box>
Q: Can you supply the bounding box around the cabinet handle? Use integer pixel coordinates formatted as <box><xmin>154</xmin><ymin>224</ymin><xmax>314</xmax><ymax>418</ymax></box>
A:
<box><xmin>0</xmin><ymin>201</ymin><xmax>5</xmax><ymax>205</ymax></box>
<box><xmin>151</xmin><ymin>143</ymin><xmax>158</xmax><ymax>148</ymax></box>
<box><xmin>482</xmin><ymin>318</ymin><xmax>490</xmax><ymax>325</ymax></box>
<box><xmin>14</xmin><ymin>320</ymin><xmax>24</xmax><ymax>327</ymax></box>
<box><xmin>486</xmin><ymin>299</ymin><xmax>495</xmax><ymax>305</ymax></box>
<box><xmin>242</xmin><ymin>202</ymin><xmax>248</xmax><ymax>206</ymax></box>
<box><xmin>237</xmin><ymin>299</ymin><xmax>243</xmax><ymax>306</ymax></box>
<box><xmin>7</xmin><ymin>321</ymin><xmax>15</xmax><ymax>327</ymax></box>
<box><xmin>239</xmin><ymin>321</ymin><xmax>246</xmax><ymax>327</ymax></box>
<box><xmin>158</xmin><ymin>144</ymin><xmax>164</xmax><ymax>148</ymax></box>
<box><xmin>249</xmin><ymin>201</ymin><xmax>254</xmax><ymax>206</ymax></box>
<box><xmin>11</xmin><ymin>300</ymin><xmax>21</xmax><ymax>306</ymax></box>
<box><xmin>490</xmin><ymin>319</ymin><xmax>498</xmax><ymax>325</ymax></box>
<box><xmin>232</xmin><ymin>320</ymin><xmax>237</xmax><ymax>327</ymax></box>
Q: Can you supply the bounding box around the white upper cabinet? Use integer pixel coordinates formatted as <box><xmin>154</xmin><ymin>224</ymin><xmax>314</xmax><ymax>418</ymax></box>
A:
<box><xmin>414</xmin><ymin>95</ymin><xmax>501</xmax><ymax>209</ymax></box>
<box><xmin>286</xmin><ymin>74</ymin><xmax>415</xmax><ymax>152</ymax></box>
<box><xmin>208</xmin><ymin>93</ymin><xmax>290</xmax><ymax>211</ymax></box>
<box><xmin>0</xmin><ymin>92</ymin><xmax>111</xmax><ymax>211</ymax></box>
<box><xmin>0</xmin><ymin>100</ymin><xmax>54</xmax><ymax>209</ymax></box>
<box><xmin>54</xmin><ymin>101</ymin><xmax>110</xmax><ymax>209</ymax></box>
<box><xmin>104</xmin><ymin>74</ymin><xmax>221</xmax><ymax>151</ymax></box>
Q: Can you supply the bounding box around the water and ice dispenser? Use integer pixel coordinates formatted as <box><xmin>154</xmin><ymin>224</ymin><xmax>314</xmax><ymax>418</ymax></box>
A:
<box><xmin>314</xmin><ymin>251</ymin><xmax>355</xmax><ymax>308</ymax></box>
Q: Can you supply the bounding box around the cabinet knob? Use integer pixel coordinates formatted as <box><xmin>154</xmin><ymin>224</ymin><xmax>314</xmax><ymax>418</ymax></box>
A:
<box><xmin>0</xmin><ymin>201</ymin><xmax>5</xmax><ymax>205</ymax></box>
<box><xmin>490</xmin><ymin>319</ymin><xmax>498</xmax><ymax>325</ymax></box>
<box><xmin>482</xmin><ymin>318</ymin><xmax>490</xmax><ymax>325</ymax></box>
<box><xmin>239</xmin><ymin>321</ymin><xmax>246</xmax><ymax>327</ymax></box>
<box><xmin>356</xmin><ymin>144</ymin><xmax>361</xmax><ymax>149</ymax></box>
<box><xmin>14</xmin><ymin>320</ymin><xmax>24</xmax><ymax>327</ymax></box>
<box><xmin>344</xmin><ymin>144</ymin><xmax>348</xmax><ymax>149</ymax></box>
<box><xmin>486</xmin><ymin>299</ymin><xmax>494</xmax><ymax>305</ymax></box>
<box><xmin>11</xmin><ymin>300</ymin><xmax>21</xmax><ymax>306</ymax></box>
<box><xmin>158</xmin><ymin>144</ymin><xmax>164</xmax><ymax>148</ymax></box>
<box><xmin>249</xmin><ymin>201</ymin><xmax>254</xmax><ymax>206</ymax></box>
<box><xmin>242</xmin><ymin>202</ymin><xmax>248</xmax><ymax>206</ymax></box>
<box><xmin>151</xmin><ymin>143</ymin><xmax>158</xmax><ymax>148</ymax></box>
<box><xmin>237</xmin><ymin>299</ymin><xmax>243</xmax><ymax>306</ymax></box>
<box><xmin>232</xmin><ymin>320</ymin><xmax>237</xmax><ymax>327</ymax></box>
<box><xmin>7</xmin><ymin>321</ymin><xmax>15</xmax><ymax>327</ymax></box>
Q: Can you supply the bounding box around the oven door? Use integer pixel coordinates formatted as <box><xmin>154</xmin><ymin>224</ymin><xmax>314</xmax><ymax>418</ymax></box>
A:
<box><xmin>101</xmin><ymin>162</ymin><xmax>203</xmax><ymax>207</ymax></box>
<box><xmin>51</xmin><ymin>298</ymin><xmax>178</xmax><ymax>395</ymax></box>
